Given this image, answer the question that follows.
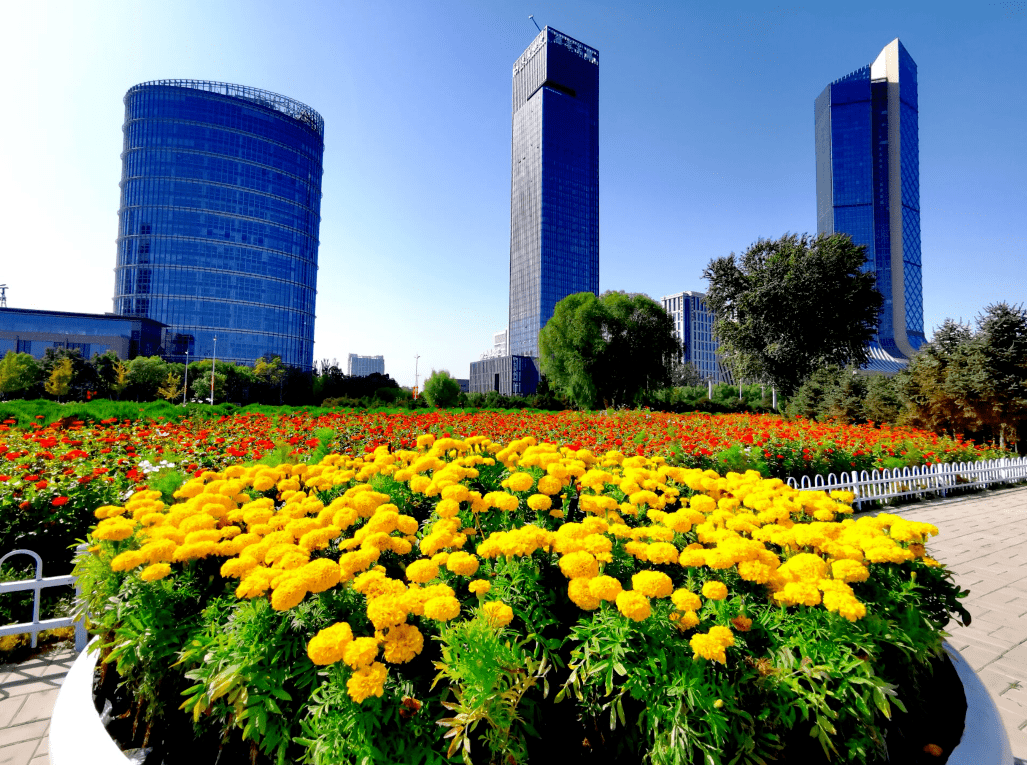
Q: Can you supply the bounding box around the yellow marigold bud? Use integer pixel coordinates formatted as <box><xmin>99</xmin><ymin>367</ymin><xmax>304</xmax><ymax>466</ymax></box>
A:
<box><xmin>483</xmin><ymin>601</ymin><xmax>514</xmax><ymax>628</ymax></box>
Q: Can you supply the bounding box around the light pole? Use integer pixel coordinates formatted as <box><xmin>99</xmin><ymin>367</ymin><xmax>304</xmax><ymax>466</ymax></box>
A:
<box><xmin>414</xmin><ymin>354</ymin><xmax>420</xmax><ymax>399</ymax></box>
<box><xmin>210</xmin><ymin>336</ymin><xmax>217</xmax><ymax>405</ymax></box>
<box><xmin>182</xmin><ymin>350</ymin><xmax>189</xmax><ymax>405</ymax></box>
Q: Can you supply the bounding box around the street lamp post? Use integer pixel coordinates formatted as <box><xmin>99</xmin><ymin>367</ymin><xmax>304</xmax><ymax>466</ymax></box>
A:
<box><xmin>414</xmin><ymin>354</ymin><xmax>420</xmax><ymax>399</ymax></box>
<box><xmin>210</xmin><ymin>336</ymin><xmax>217</xmax><ymax>405</ymax></box>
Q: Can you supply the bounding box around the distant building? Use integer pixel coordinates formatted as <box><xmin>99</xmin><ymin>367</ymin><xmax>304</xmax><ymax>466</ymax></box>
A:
<box><xmin>661</xmin><ymin>291</ymin><xmax>730</xmax><ymax>383</ymax></box>
<box><xmin>114</xmin><ymin>80</ymin><xmax>325</xmax><ymax>370</ymax></box>
<box><xmin>816</xmin><ymin>39</ymin><xmax>923</xmax><ymax>372</ymax></box>
<box><xmin>347</xmin><ymin>354</ymin><xmax>384</xmax><ymax>377</ymax></box>
<box><xmin>470</xmin><ymin>356</ymin><xmax>540</xmax><ymax>397</ymax></box>
<box><xmin>455</xmin><ymin>378</ymin><xmax>469</xmax><ymax>393</ymax></box>
<box><xmin>493</xmin><ymin>330</ymin><xmax>508</xmax><ymax>357</ymax></box>
<box><xmin>0</xmin><ymin>307</ymin><xmax>165</xmax><ymax>361</ymax></box>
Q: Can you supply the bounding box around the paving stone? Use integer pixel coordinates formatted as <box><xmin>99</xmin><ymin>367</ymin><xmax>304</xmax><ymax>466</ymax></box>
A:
<box><xmin>28</xmin><ymin>756</ymin><xmax>48</xmax><ymax>765</ymax></box>
<box><xmin>0</xmin><ymin>720</ymin><xmax>48</xmax><ymax>748</ymax></box>
<box><xmin>33</xmin><ymin>737</ymin><xmax>46</xmax><ymax>759</ymax></box>
<box><xmin>0</xmin><ymin>696</ymin><xmax>26</xmax><ymax>729</ymax></box>
<box><xmin>0</xmin><ymin>739</ymin><xmax>41</xmax><ymax>765</ymax></box>
<box><xmin>0</xmin><ymin>679</ymin><xmax>64</xmax><ymax>698</ymax></box>
<box><xmin>9</xmin><ymin>690</ymin><xmax>58</xmax><ymax>726</ymax></box>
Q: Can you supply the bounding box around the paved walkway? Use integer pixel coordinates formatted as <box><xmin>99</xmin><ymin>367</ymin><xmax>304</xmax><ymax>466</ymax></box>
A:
<box><xmin>1</xmin><ymin>484</ymin><xmax>1026</xmax><ymax>764</ymax></box>
<box><xmin>0</xmin><ymin>645</ymin><xmax>74</xmax><ymax>765</ymax></box>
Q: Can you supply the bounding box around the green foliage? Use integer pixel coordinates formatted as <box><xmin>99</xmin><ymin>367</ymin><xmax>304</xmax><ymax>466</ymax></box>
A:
<box><xmin>0</xmin><ymin>351</ymin><xmax>41</xmax><ymax>399</ymax></box>
<box><xmin>422</xmin><ymin>370</ymin><xmax>461</xmax><ymax>408</ymax></box>
<box><xmin>190</xmin><ymin>370</ymin><xmax>228</xmax><ymax>403</ymax></box>
<box><xmin>703</xmin><ymin>233</ymin><xmax>883</xmax><ymax>398</ymax></box>
<box><xmin>156</xmin><ymin>371</ymin><xmax>183</xmax><ymax>402</ymax></box>
<box><xmin>539</xmin><ymin>291</ymin><xmax>681</xmax><ymax>409</ymax></box>
<box><xmin>128</xmin><ymin>356</ymin><xmax>172</xmax><ymax>401</ymax></box>
<box><xmin>44</xmin><ymin>357</ymin><xmax>74</xmax><ymax>400</ymax></box>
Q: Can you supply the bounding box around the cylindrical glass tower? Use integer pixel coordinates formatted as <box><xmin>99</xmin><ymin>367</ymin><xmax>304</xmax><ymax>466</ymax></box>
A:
<box><xmin>114</xmin><ymin>80</ymin><xmax>324</xmax><ymax>369</ymax></box>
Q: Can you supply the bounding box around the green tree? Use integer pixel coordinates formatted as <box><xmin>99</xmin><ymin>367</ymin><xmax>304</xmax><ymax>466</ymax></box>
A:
<box><xmin>90</xmin><ymin>350</ymin><xmax>122</xmax><ymax>400</ymax></box>
<box><xmin>44</xmin><ymin>357</ymin><xmax>74</xmax><ymax>401</ymax></box>
<box><xmin>191</xmin><ymin>370</ymin><xmax>227</xmax><ymax>403</ymax></box>
<box><xmin>112</xmin><ymin>360</ymin><xmax>130</xmax><ymax>400</ymax></box>
<box><xmin>862</xmin><ymin>374</ymin><xmax>904</xmax><ymax>425</ymax></box>
<box><xmin>422</xmin><ymin>369</ymin><xmax>461</xmax><ymax>408</ymax></box>
<box><xmin>703</xmin><ymin>233</ymin><xmax>883</xmax><ymax>397</ymax></box>
<box><xmin>0</xmin><ymin>351</ymin><xmax>41</xmax><ymax>400</ymax></box>
<box><xmin>127</xmin><ymin>356</ymin><xmax>170</xmax><ymax>401</ymax></box>
<box><xmin>667</xmin><ymin>360</ymin><xmax>703</xmax><ymax>388</ymax></box>
<box><xmin>539</xmin><ymin>291</ymin><xmax>680</xmax><ymax>409</ymax></box>
<box><xmin>255</xmin><ymin>355</ymin><xmax>287</xmax><ymax>404</ymax></box>
<box><xmin>156</xmin><ymin>371</ymin><xmax>183</xmax><ymax>402</ymax></box>
<box><xmin>974</xmin><ymin>302</ymin><xmax>1027</xmax><ymax>450</ymax></box>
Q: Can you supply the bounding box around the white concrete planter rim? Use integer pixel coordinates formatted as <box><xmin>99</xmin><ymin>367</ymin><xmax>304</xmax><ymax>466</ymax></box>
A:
<box><xmin>50</xmin><ymin>639</ymin><xmax>1014</xmax><ymax>765</ymax></box>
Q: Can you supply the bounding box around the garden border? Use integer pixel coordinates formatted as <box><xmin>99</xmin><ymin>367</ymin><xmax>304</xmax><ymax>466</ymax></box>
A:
<box><xmin>0</xmin><ymin>545</ymin><xmax>88</xmax><ymax>650</ymax></box>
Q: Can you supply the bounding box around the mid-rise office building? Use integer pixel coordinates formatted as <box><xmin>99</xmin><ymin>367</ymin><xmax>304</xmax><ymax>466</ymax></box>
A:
<box><xmin>347</xmin><ymin>354</ymin><xmax>385</xmax><ymax>377</ymax></box>
<box><xmin>509</xmin><ymin>27</ymin><xmax>599</xmax><ymax>359</ymax></box>
<box><xmin>114</xmin><ymin>80</ymin><xmax>325</xmax><ymax>370</ymax></box>
<box><xmin>661</xmin><ymin>292</ymin><xmax>730</xmax><ymax>384</ymax></box>
<box><xmin>815</xmin><ymin>40</ymin><xmax>924</xmax><ymax>366</ymax></box>
<box><xmin>0</xmin><ymin>307</ymin><xmax>165</xmax><ymax>361</ymax></box>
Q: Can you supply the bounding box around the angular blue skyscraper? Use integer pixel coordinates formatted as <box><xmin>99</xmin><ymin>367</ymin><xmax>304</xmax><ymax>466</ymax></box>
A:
<box><xmin>509</xmin><ymin>28</ymin><xmax>599</xmax><ymax>358</ymax></box>
<box><xmin>815</xmin><ymin>40</ymin><xmax>924</xmax><ymax>363</ymax></box>
<box><xmin>114</xmin><ymin>80</ymin><xmax>324</xmax><ymax>370</ymax></box>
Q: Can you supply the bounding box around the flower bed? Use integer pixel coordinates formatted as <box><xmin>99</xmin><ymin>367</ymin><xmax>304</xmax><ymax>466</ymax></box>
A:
<box><xmin>77</xmin><ymin>433</ymin><xmax>972</xmax><ymax>764</ymax></box>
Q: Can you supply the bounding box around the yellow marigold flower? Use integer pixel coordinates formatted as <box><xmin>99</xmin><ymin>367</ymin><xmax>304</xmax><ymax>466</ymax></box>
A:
<box><xmin>483</xmin><ymin>601</ymin><xmax>515</xmax><ymax>628</ymax></box>
<box><xmin>172</xmin><ymin>541</ymin><xmax>217</xmax><ymax>562</ymax></box>
<box><xmin>676</xmin><ymin>610</ymin><xmax>700</xmax><ymax>630</ymax></box>
<box><xmin>690</xmin><ymin>632</ymin><xmax>728</xmax><ymax>663</ymax></box>
<box><xmin>671</xmin><ymin>588</ymin><xmax>702</xmax><ymax>612</ymax></box>
<box><xmin>678</xmin><ymin>547</ymin><xmax>706</xmax><ymax>568</ymax></box>
<box><xmin>381</xmin><ymin>624</ymin><xmax>424</xmax><ymax>663</ymax></box>
<box><xmin>830</xmin><ymin>559</ymin><xmax>869</xmax><ymax>583</ymax></box>
<box><xmin>583</xmin><ymin>533</ymin><xmax>613</xmax><ymax>560</ymax></box>
<box><xmin>446</xmin><ymin>551</ymin><xmax>480</xmax><ymax>577</ymax></box>
<box><xmin>140</xmin><ymin>563</ymin><xmax>172</xmax><ymax>582</ymax></box>
<box><xmin>110</xmin><ymin>550</ymin><xmax>146</xmax><ymax>572</ymax></box>
<box><xmin>344</xmin><ymin>636</ymin><xmax>379</xmax><ymax>669</ymax></box>
<box><xmin>220</xmin><ymin>557</ymin><xmax>259</xmax><ymax>579</ymax></box>
<box><xmin>436</xmin><ymin>498</ymin><xmax>461</xmax><ymax>519</ymax></box>
<box><xmin>707</xmin><ymin>625</ymin><xmax>734</xmax><ymax>648</ymax></box>
<box><xmin>701</xmin><ymin>581</ymin><xmax>728</xmax><ymax>601</ymax></box>
<box><xmin>632</xmin><ymin>571</ymin><xmax>674</xmax><ymax>599</ymax></box>
<box><xmin>302</xmin><ymin>558</ymin><xmax>342</xmax><ymax>593</ymax></box>
<box><xmin>366</xmin><ymin>594</ymin><xmax>408</xmax><ymax>630</ymax></box>
<box><xmin>567</xmin><ymin>578</ymin><xmax>601</xmax><ymax>610</ymax></box>
<box><xmin>347</xmin><ymin>661</ymin><xmax>388</xmax><ymax>704</ymax></box>
<box><xmin>646</xmin><ymin>542</ymin><xmax>678</xmax><ymax>565</ymax></box>
<box><xmin>307</xmin><ymin>622</ymin><xmax>353</xmax><ymax>665</ymax></box>
<box><xmin>270</xmin><ymin>575</ymin><xmax>308</xmax><ymax>611</ymax></box>
<box><xmin>588</xmin><ymin>575</ymin><xmax>623</xmax><ymax>601</ymax></box>
<box><xmin>506</xmin><ymin>472</ymin><xmax>535</xmax><ymax>492</ymax></box>
<box><xmin>468</xmin><ymin>579</ymin><xmax>491</xmax><ymax>596</ymax></box>
<box><xmin>527</xmin><ymin>493</ymin><xmax>552</xmax><ymax>512</ymax></box>
<box><xmin>423</xmin><ymin>595</ymin><xmax>461</xmax><ymax>622</ymax></box>
<box><xmin>406</xmin><ymin>559</ymin><xmax>440</xmax><ymax>584</ymax></box>
<box><xmin>184</xmin><ymin>529</ymin><xmax>222</xmax><ymax>545</ymax></box>
<box><xmin>737</xmin><ymin>560</ymin><xmax>776</xmax><ymax>584</ymax></box>
<box><xmin>93</xmin><ymin>517</ymin><xmax>135</xmax><ymax>541</ymax></box>
<box><xmin>777</xmin><ymin>553</ymin><xmax>828</xmax><ymax>584</ymax></box>
<box><xmin>179</xmin><ymin>514</ymin><xmax>217</xmax><ymax>534</ymax></box>
<box><xmin>773</xmin><ymin>581</ymin><xmax>822</xmax><ymax>607</ymax></box>
<box><xmin>537</xmin><ymin>475</ymin><xmax>563</xmax><ymax>495</ymax></box>
<box><xmin>559</xmin><ymin>551</ymin><xmax>599</xmax><ymax>580</ymax></box>
<box><xmin>615</xmin><ymin>590</ymin><xmax>651</xmax><ymax>622</ymax></box>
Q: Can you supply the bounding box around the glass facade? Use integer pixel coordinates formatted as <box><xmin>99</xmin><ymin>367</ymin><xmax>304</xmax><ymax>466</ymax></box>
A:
<box><xmin>815</xmin><ymin>40</ymin><xmax>924</xmax><ymax>359</ymax></box>
<box><xmin>469</xmin><ymin>355</ymin><xmax>539</xmax><ymax>396</ymax></box>
<box><xmin>509</xmin><ymin>28</ymin><xmax>599</xmax><ymax>358</ymax></box>
<box><xmin>113</xmin><ymin>80</ymin><xmax>324</xmax><ymax>370</ymax></box>
<box><xmin>661</xmin><ymin>292</ymin><xmax>731</xmax><ymax>383</ymax></box>
<box><xmin>0</xmin><ymin>308</ymin><xmax>165</xmax><ymax>361</ymax></box>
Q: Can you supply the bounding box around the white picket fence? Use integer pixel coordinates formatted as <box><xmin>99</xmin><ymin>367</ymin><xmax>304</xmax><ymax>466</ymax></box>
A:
<box><xmin>0</xmin><ymin>546</ymin><xmax>88</xmax><ymax>651</ymax></box>
<box><xmin>786</xmin><ymin>457</ymin><xmax>1027</xmax><ymax>510</ymax></box>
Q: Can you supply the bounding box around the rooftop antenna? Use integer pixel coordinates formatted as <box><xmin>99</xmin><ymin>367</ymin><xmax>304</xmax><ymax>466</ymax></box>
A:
<box><xmin>529</xmin><ymin>15</ymin><xmax>542</xmax><ymax>33</ymax></box>
<box><xmin>0</xmin><ymin>284</ymin><xmax>6</xmax><ymax>308</ymax></box>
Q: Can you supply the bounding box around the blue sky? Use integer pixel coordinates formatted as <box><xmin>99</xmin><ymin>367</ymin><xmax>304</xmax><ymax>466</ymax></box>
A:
<box><xmin>1</xmin><ymin>1</ymin><xmax>1023</xmax><ymax>387</ymax></box>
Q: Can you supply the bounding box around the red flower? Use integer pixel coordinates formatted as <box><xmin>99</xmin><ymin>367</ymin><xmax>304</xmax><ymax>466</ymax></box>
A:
<box><xmin>51</xmin><ymin>496</ymin><xmax>69</xmax><ymax>507</ymax></box>
<box><xmin>34</xmin><ymin>480</ymin><xmax>48</xmax><ymax>490</ymax></box>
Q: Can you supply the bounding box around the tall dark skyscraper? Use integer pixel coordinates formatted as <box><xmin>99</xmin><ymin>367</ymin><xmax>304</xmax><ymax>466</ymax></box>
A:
<box><xmin>508</xmin><ymin>27</ymin><xmax>599</xmax><ymax>358</ymax></box>
<box><xmin>815</xmin><ymin>40</ymin><xmax>924</xmax><ymax>362</ymax></box>
<box><xmin>114</xmin><ymin>80</ymin><xmax>324</xmax><ymax>370</ymax></box>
